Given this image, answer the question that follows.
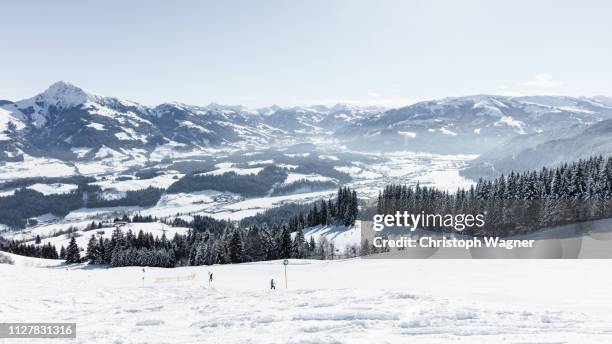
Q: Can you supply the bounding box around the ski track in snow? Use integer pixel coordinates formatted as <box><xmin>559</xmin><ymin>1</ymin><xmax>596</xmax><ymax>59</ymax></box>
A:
<box><xmin>2</xmin><ymin>257</ymin><xmax>612</xmax><ymax>344</ymax></box>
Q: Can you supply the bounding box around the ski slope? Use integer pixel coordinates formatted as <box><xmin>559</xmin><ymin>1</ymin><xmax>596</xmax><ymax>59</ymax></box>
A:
<box><xmin>2</xmin><ymin>254</ymin><xmax>612</xmax><ymax>343</ymax></box>
<box><xmin>302</xmin><ymin>223</ymin><xmax>361</xmax><ymax>250</ymax></box>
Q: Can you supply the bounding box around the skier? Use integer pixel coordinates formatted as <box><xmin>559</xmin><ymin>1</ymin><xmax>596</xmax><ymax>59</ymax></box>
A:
<box><xmin>208</xmin><ymin>271</ymin><xmax>213</xmax><ymax>284</ymax></box>
<box><xmin>270</xmin><ymin>278</ymin><xmax>276</xmax><ymax>290</ymax></box>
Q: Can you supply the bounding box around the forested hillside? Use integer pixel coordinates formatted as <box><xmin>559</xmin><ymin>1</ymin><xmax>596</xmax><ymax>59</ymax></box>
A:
<box><xmin>378</xmin><ymin>155</ymin><xmax>612</xmax><ymax>236</ymax></box>
<box><xmin>1</xmin><ymin>187</ymin><xmax>360</xmax><ymax>267</ymax></box>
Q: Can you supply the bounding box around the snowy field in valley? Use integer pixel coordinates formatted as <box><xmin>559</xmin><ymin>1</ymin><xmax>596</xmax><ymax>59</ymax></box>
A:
<box><xmin>342</xmin><ymin>151</ymin><xmax>475</xmax><ymax>196</ymax></box>
<box><xmin>2</xmin><ymin>253</ymin><xmax>612</xmax><ymax>344</ymax></box>
<box><xmin>0</xmin><ymin>150</ymin><xmax>476</xmax><ymax>245</ymax></box>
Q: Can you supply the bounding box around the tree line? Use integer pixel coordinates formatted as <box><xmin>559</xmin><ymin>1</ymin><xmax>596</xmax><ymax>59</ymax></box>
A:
<box><xmin>167</xmin><ymin>166</ymin><xmax>288</xmax><ymax>197</ymax></box>
<box><xmin>0</xmin><ymin>185</ymin><xmax>164</xmax><ymax>229</ymax></box>
<box><xmin>1</xmin><ymin>187</ymin><xmax>361</xmax><ymax>266</ymax></box>
<box><xmin>287</xmin><ymin>187</ymin><xmax>359</xmax><ymax>231</ymax></box>
<box><xmin>377</xmin><ymin>155</ymin><xmax>612</xmax><ymax>236</ymax></box>
<box><xmin>0</xmin><ymin>240</ymin><xmax>59</xmax><ymax>259</ymax></box>
<box><xmin>82</xmin><ymin>187</ymin><xmax>359</xmax><ymax>267</ymax></box>
<box><xmin>75</xmin><ymin>220</ymin><xmax>343</xmax><ymax>267</ymax></box>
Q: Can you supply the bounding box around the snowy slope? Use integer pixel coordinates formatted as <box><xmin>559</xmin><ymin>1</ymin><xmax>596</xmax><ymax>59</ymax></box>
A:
<box><xmin>0</xmin><ymin>251</ymin><xmax>63</xmax><ymax>268</ymax></box>
<box><xmin>463</xmin><ymin>118</ymin><xmax>612</xmax><ymax>178</ymax></box>
<box><xmin>92</xmin><ymin>173</ymin><xmax>184</xmax><ymax>191</ymax></box>
<box><xmin>302</xmin><ymin>223</ymin><xmax>361</xmax><ymax>250</ymax></box>
<box><xmin>1</xmin><ymin>257</ymin><xmax>612</xmax><ymax>343</ymax></box>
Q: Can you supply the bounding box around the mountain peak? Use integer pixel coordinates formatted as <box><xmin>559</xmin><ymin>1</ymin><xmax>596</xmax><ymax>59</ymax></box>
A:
<box><xmin>42</xmin><ymin>81</ymin><xmax>90</xmax><ymax>105</ymax></box>
<box><xmin>21</xmin><ymin>81</ymin><xmax>98</xmax><ymax>111</ymax></box>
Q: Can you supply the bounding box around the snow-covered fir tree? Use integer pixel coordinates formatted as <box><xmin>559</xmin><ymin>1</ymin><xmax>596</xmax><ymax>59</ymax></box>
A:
<box><xmin>65</xmin><ymin>237</ymin><xmax>81</xmax><ymax>264</ymax></box>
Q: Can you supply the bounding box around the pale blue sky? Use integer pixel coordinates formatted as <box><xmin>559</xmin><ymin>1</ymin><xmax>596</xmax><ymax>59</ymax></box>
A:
<box><xmin>1</xmin><ymin>0</ymin><xmax>610</xmax><ymax>107</ymax></box>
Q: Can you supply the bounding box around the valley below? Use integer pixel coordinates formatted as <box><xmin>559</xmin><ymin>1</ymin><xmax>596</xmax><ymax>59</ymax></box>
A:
<box><xmin>0</xmin><ymin>146</ymin><xmax>475</xmax><ymax>249</ymax></box>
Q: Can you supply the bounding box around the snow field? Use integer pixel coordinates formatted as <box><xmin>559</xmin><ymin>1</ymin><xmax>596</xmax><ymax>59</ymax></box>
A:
<box><xmin>2</xmin><ymin>256</ymin><xmax>612</xmax><ymax>343</ymax></box>
<box><xmin>141</xmin><ymin>190</ymin><xmax>336</xmax><ymax>221</ymax></box>
<box><xmin>197</xmin><ymin>162</ymin><xmax>264</xmax><ymax>176</ymax></box>
<box><xmin>302</xmin><ymin>223</ymin><xmax>361</xmax><ymax>250</ymax></box>
<box><xmin>0</xmin><ymin>155</ymin><xmax>76</xmax><ymax>181</ymax></box>
<box><xmin>92</xmin><ymin>173</ymin><xmax>184</xmax><ymax>192</ymax></box>
<box><xmin>282</xmin><ymin>173</ymin><xmax>334</xmax><ymax>186</ymax></box>
<box><xmin>27</xmin><ymin>183</ymin><xmax>78</xmax><ymax>195</ymax></box>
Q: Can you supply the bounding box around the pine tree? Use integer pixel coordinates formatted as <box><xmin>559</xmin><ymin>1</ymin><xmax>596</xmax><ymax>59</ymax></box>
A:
<box><xmin>194</xmin><ymin>241</ymin><xmax>209</xmax><ymax>265</ymax></box>
<box><xmin>111</xmin><ymin>228</ymin><xmax>126</xmax><ymax>251</ymax></box>
<box><xmin>317</xmin><ymin>236</ymin><xmax>329</xmax><ymax>259</ymax></box>
<box><xmin>345</xmin><ymin>190</ymin><xmax>358</xmax><ymax>226</ymax></box>
<box><xmin>213</xmin><ymin>242</ymin><xmax>228</xmax><ymax>264</ymax></box>
<box><xmin>307</xmin><ymin>236</ymin><xmax>316</xmax><ymax>257</ymax></box>
<box><xmin>188</xmin><ymin>243</ymin><xmax>198</xmax><ymax>266</ymax></box>
<box><xmin>65</xmin><ymin>237</ymin><xmax>81</xmax><ymax>264</ymax></box>
<box><xmin>278</xmin><ymin>226</ymin><xmax>292</xmax><ymax>259</ymax></box>
<box><xmin>320</xmin><ymin>201</ymin><xmax>328</xmax><ymax>225</ymax></box>
<box><xmin>292</xmin><ymin>228</ymin><xmax>306</xmax><ymax>258</ymax></box>
<box><xmin>228</xmin><ymin>230</ymin><xmax>243</xmax><ymax>263</ymax></box>
<box><xmin>103</xmin><ymin>238</ymin><xmax>113</xmax><ymax>264</ymax></box>
<box><xmin>244</xmin><ymin>226</ymin><xmax>264</xmax><ymax>262</ymax></box>
<box><xmin>86</xmin><ymin>235</ymin><xmax>98</xmax><ymax>264</ymax></box>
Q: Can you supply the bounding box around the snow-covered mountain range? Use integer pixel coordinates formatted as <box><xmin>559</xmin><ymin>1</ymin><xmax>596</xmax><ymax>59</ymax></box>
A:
<box><xmin>337</xmin><ymin>95</ymin><xmax>612</xmax><ymax>153</ymax></box>
<box><xmin>2</xmin><ymin>82</ymin><xmax>612</xmax><ymax>175</ymax></box>
<box><xmin>0</xmin><ymin>82</ymin><xmax>382</xmax><ymax>162</ymax></box>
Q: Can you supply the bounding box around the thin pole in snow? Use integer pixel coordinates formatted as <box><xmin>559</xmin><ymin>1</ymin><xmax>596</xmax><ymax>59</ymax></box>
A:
<box><xmin>283</xmin><ymin>259</ymin><xmax>289</xmax><ymax>289</ymax></box>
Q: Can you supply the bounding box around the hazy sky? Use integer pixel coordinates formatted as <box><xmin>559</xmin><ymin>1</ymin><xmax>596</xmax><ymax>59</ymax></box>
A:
<box><xmin>1</xmin><ymin>0</ymin><xmax>610</xmax><ymax>107</ymax></box>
